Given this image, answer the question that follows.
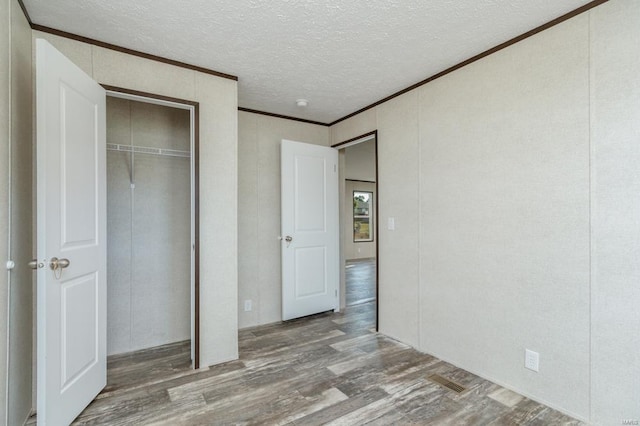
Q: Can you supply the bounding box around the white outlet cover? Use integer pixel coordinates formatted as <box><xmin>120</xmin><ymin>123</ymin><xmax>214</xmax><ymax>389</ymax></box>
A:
<box><xmin>244</xmin><ymin>300</ymin><xmax>252</xmax><ymax>312</ymax></box>
<box><xmin>387</xmin><ymin>217</ymin><xmax>395</xmax><ymax>231</ymax></box>
<box><xmin>525</xmin><ymin>349</ymin><xmax>539</xmax><ymax>372</ymax></box>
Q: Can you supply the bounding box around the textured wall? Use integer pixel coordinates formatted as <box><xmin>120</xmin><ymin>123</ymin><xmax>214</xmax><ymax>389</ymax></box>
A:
<box><xmin>4</xmin><ymin>0</ymin><xmax>34</xmax><ymax>424</ymax></box>
<box><xmin>418</xmin><ymin>15</ymin><xmax>590</xmax><ymax>418</ymax></box>
<box><xmin>332</xmin><ymin>109</ymin><xmax>377</xmax><ymax>146</ymax></box>
<box><xmin>375</xmin><ymin>92</ymin><xmax>421</xmax><ymax>349</ymax></box>
<box><xmin>237</xmin><ymin>111</ymin><xmax>330</xmax><ymax>329</ymax></box>
<box><xmin>590</xmin><ymin>1</ymin><xmax>640</xmax><ymax>423</ymax></box>
<box><xmin>34</xmin><ymin>30</ymin><xmax>239</xmax><ymax>366</ymax></box>
<box><xmin>0</xmin><ymin>0</ymin><xmax>11</xmax><ymax>422</ymax></box>
<box><xmin>328</xmin><ymin>1</ymin><xmax>640</xmax><ymax>421</ymax></box>
<box><xmin>332</xmin><ymin>91</ymin><xmax>422</xmax><ymax>350</ymax></box>
<box><xmin>106</xmin><ymin>98</ymin><xmax>191</xmax><ymax>356</ymax></box>
<box><xmin>344</xmin><ymin>140</ymin><xmax>376</xmax><ymax>182</ymax></box>
<box><xmin>7</xmin><ymin>1</ymin><xmax>34</xmax><ymax>425</ymax></box>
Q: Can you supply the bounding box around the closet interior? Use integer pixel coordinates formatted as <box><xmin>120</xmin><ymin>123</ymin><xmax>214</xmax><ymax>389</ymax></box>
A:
<box><xmin>106</xmin><ymin>96</ymin><xmax>193</xmax><ymax>358</ymax></box>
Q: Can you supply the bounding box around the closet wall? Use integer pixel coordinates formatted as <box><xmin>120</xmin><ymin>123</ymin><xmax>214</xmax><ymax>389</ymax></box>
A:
<box><xmin>106</xmin><ymin>96</ymin><xmax>191</xmax><ymax>356</ymax></box>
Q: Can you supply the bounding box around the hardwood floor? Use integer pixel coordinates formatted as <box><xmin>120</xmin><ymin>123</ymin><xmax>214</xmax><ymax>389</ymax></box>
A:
<box><xmin>29</xmin><ymin>301</ymin><xmax>583</xmax><ymax>425</ymax></box>
<box><xmin>345</xmin><ymin>258</ymin><xmax>376</xmax><ymax>306</ymax></box>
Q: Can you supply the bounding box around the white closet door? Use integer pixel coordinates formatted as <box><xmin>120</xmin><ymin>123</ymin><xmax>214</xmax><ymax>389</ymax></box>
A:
<box><xmin>36</xmin><ymin>38</ymin><xmax>107</xmax><ymax>426</ymax></box>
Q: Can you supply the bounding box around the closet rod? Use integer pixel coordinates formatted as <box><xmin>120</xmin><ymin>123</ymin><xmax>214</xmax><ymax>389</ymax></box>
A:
<box><xmin>107</xmin><ymin>143</ymin><xmax>191</xmax><ymax>158</ymax></box>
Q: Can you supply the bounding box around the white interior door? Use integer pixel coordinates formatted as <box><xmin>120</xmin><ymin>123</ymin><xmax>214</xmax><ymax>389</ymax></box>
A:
<box><xmin>281</xmin><ymin>139</ymin><xmax>339</xmax><ymax>321</ymax></box>
<box><xmin>36</xmin><ymin>39</ymin><xmax>107</xmax><ymax>425</ymax></box>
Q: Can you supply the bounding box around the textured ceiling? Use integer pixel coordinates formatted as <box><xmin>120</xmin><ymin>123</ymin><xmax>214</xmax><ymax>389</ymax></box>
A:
<box><xmin>23</xmin><ymin>0</ymin><xmax>594</xmax><ymax>123</ymax></box>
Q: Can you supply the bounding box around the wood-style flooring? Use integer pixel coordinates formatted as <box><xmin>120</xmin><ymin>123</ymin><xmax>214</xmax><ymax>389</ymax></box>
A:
<box><xmin>28</xmin><ymin>299</ymin><xmax>583</xmax><ymax>425</ymax></box>
<box><xmin>345</xmin><ymin>258</ymin><xmax>376</xmax><ymax>306</ymax></box>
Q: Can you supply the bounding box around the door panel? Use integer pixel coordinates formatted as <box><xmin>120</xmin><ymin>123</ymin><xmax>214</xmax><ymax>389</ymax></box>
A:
<box><xmin>294</xmin><ymin>246</ymin><xmax>326</xmax><ymax>298</ymax></box>
<box><xmin>294</xmin><ymin>155</ymin><xmax>326</xmax><ymax>232</ymax></box>
<box><xmin>36</xmin><ymin>38</ymin><xmax>106</xmax><ymax>426</ymax></box>
<box><xmin>60</xmin><ymin>274</ymin><xmax>98</xmax><ymax>391</ymax></box>
<box><xmin>281</xmin><ymin>139</ymin><xmax>338</xmax><ymax>321</ymax></box>
<box><xmin>61</xmin><ymin>83</ymin><xmax>98</xmax><ymax>246</ymax></box>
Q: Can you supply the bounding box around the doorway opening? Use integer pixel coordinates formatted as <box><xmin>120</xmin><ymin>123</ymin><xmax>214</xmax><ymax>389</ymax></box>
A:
<box><xmin>333</xmin><ymin>131</ymin><xmax>379</xmax><ymax>329</ymax></box>
<box><xmin>104</xmin><ymin>87</ymin><xmax>200</xmax><ymax>368</ymax></box>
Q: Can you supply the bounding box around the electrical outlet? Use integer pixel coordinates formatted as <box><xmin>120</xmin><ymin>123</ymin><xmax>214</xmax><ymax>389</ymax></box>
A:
<box><xmin>387</xmin><ymin>217</ymin><xmax>395</xmax><ymax>231</ymax></box>
<box><xmin>525</xmin><ymin>349</ymin><xmax>539</xmax><ymax>372</ymax></box>
<box><xmin>244</xmin><ymin>300</ymin><xmax>252</xmax><ymax>312</ymax></box>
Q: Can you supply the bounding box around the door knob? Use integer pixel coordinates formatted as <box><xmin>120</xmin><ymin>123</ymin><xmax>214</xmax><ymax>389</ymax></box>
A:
<box><xmin>49</xmin><ymin>257</ymin><xmax>70</xmax><ymax>280</ymax></box>
<box><xmin>49</xmin><ymin>257</ymin><xmax>70</xmax><ymax>270</ymax></box>
<box><xmin>285</xmin><ymin>236</ymin><xmax>293</xmax><ymax>242</ymax></box>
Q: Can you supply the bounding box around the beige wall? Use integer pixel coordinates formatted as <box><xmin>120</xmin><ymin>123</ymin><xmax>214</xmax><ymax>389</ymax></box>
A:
<box><xmin>419</xmin><ymin>15</ymin><xmax>590</xmax><ymax>418</ymax></box>
<box><xmin>33</xmin><ymin>30</ymin><xmax>239</xmax><ymax>367</ymax></box>
<box><xmin>106</xmin><ymin>98</ymin><xmax>191</xmax><ymax>356</ymax></box>
<box><xmin>332</xmin><ymin>91</ymin><xmax>421</xmax><ymax>349</ymax></box>
<box><xmin>590</xmin><ymin>1</ymin><xmax>640</xmax><ymax>423</ymax></box>
<box><xmin>4</xmin><ymin>0</ymin><xmax>34</xmax><ymax>424</ymax></box>
<box><xmin>344</xmin><ymin>139</ymin><xmax>376</xmax><ymax>182</ymax></box>
<box><xmin>237</xmin><ymin>111</ymin><xmax>330</xmax><ymax>329</ymax></box>
<box><xmin>330</xmin><ymin>1</ymin><xmax>638</xmax><ymax>422</ymax></box>
<box><xmin>0</xmin><ymin>0</ymin><xmax>10</xmax><ymax>422</ymax></box>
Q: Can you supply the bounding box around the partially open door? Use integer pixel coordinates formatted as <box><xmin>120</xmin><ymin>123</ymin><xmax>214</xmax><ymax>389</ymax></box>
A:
<box><xmin>36</xmin><ymin>39</ymin><xmax>107</xmax><ymax>425</ymax></box>
<box><xmin>281</xmin><ymin>139</ymin><xmax>339</xmax><ymax>321</ymax></box>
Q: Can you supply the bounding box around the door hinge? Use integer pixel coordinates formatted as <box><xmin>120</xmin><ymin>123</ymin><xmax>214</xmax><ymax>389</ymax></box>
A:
<box><xmin>335</xmin><ymin>289</ymin><xmax>338</xmax><ymax>297</ymax></box>
<box><xmin>334</xmin><ymin>164</ymin><xmax>337</xmax><ymax>172</ymax></box>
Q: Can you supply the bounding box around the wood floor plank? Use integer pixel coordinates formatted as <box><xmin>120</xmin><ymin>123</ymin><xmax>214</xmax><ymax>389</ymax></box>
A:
<box><xmin>292</xmin><ymin>387</ymin><xmax>389</xmax><ymax>426</ymax></box>
<box><xmin>22</xmin><ymin>262</ymin><xmax>584</xmax><ymax>425</ymax></box>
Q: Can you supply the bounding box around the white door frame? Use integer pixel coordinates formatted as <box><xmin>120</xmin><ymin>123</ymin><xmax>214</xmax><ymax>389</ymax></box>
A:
<box><xmin>332</xmin><ymin>131</ymin><xmax>379</xmax><ymax>329</ymax></box>
<box><xmin>104</xmin><ymin>87</ymin><xmax>200</xmax><ymax>368</ymax></box>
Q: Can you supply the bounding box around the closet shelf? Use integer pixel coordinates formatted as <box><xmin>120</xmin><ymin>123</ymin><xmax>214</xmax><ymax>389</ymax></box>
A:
<box><xmin>107</xmin><ymin>143</ymin><xmax>191</xmax><ymax>158</ymax></box>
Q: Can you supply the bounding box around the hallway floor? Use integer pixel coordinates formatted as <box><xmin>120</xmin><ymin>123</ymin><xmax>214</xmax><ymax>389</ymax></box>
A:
<box><xmin>346</xmin><ymin>257</ymin><xmax>376</xmax><ymax>306</ymax></box>
<box><xmin>33</xmin><ymin>301</ymin><xmax>584</xmax><ymax>425</ymax></box>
